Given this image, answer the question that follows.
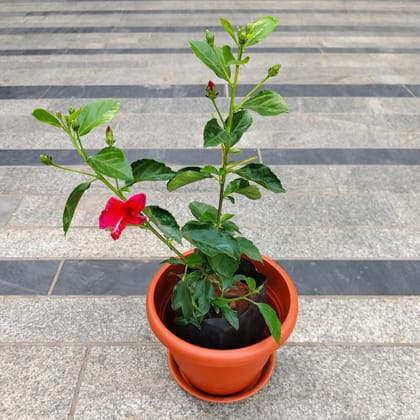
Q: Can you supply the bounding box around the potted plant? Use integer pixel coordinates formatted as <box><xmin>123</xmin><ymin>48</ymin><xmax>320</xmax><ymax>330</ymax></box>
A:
<box><xmin>32</xmin><ymin>16</ymin><xmax>298</xmax><ymax>402</ymax></box>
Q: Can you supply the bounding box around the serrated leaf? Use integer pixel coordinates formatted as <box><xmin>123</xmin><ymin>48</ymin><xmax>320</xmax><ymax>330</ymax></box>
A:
<box><xmin>129</xmin><ymin>159</ymin><xmax>174</xmax><ymax>184</ymax></box>
<box><xmin>242</xmin><ymin>90</ymin><xmax>288</xmax><ymax>116</ymax></box>
<box><xmin>77</xmin><ymin>99</ymin><xmax>120</xmax><ymax>136</ymax></box>
<box><xmin>189</xmin><ymin>40</ymin><xmax>231</xmax><ymax>82</ymax></box>
<box><xmin>62</xmin><ymin>182</ymin><xmax>91</xmax><ymax>234</ymax></box>
<box><xmin>32</xmin><ymin>108</ymin><xmax>62</xmax><ymax>128</ymax></box>
<box><xmin>167</xmin><ymin>167</ymin><xmax>211</xmax><ymax>191</ymax></box>
<box><xmin>246</xmin><ymin>16</ymin><xmax>278</xmax><ymax>47</ymax></box>
<box><xmin>235</xmin><ymin>163</ymin><xmax>285</xmax><ymax>193</ymax></box>
<box><xmin>255</xmin><ymin>302</ymin><xmax>281</xmax><ymax>345</ymax></box>
<box><xmin>144</xmin><ymin>206</ymin><xmax>182</xmax><ymax>243</ymax></box>
<box><xmin>189</xmin><ymin>201</ymin><xmax>218</xmax><ymax>223</ymax></box>
<box><xmin>88</xmin><ymin>146</ymin><xmax>133</xmax><ymax>181</ymax></box>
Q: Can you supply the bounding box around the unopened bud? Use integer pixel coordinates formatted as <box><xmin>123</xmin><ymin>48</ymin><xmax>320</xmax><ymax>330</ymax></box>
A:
<box><xmin>106</xmin><ymin>125</ymin><xmax>115</xmax><ymax>146</ymax></box>
<box><xmin>237</xmin><ymin>27</ymin><xmax>247</xmax><ymax>45</ymax></box>
<box><xmin>40</xmin><ymin>154</ymin><xmax>53</xmax><ymax>165</ymax></box>
<box><xmin>205</xmin><ymin>81</ymin><xmax>218</xmax><ymax>100</ymax></box>
<box><xmin>205</xmin><ymin>30</ymin><xmax>215</xmax><ymax>46</ymax></box>
<box><xmin>268</xmin><ymin>64</ymin><xmax>281</xmax><ymax>77</ymax></box>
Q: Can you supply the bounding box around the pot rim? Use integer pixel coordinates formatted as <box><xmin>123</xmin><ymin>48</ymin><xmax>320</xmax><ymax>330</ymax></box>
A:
<box><xmin>146</xmin><ymin>254</ymin><xmax>298</xmax><ymax>366</ymax></box>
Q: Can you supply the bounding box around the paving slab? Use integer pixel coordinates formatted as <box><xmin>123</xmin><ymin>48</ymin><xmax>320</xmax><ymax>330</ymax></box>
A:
<box><xmin>0</xmin><ymin>345</ymin><xmax>85</xmax><ymax>420</ymax></box>
<box><xmin>73</xmin><ymin>345</ymin><xmax>420</xmax><ymax>420</ymax></box>
<box><xmin>1</xmin><ymin>296</ymin><xmax>418</xmax><ymax>419</ymax></box>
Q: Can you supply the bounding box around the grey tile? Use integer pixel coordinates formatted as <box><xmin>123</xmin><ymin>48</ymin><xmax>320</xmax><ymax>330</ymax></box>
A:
<box><xmin>74</xmin><ymin>345</ymin><xmax>420</xmax><ymax>419</ymax></box>
<box><xmin>0</xmin><ymin>296</ymin><xmax>154</xmax><ymax>343</ymax></box>
<box><xmin>330</xmin><ymin>166</ymin><xmax>420</xmax><ymax>193</ymax></box>
<box><xmin>0</xmin><ymin>195</ymin><xmax>20</xmax><ymax>226</ymax></box>
<box><xmin>0</xmin><ymin>345</ymin><xmax>85</xmax><ymax>419</ymax></box>
<box><xmin>0</xmin><ymin>260</ymin><xmax>59</xmax><ymax>294</ymax></box>
<box><xmin>53</xmin><ymin>259</ymin><xmax>162</xmax><ymax>295</ymax></box>
<box><xmin>294</xmin><ymin>296</ymin><xmax>420</xmax><ymax>344</ymax></box>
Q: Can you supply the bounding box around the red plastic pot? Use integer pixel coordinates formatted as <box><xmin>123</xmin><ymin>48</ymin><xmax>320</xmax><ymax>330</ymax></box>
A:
<box><xmin>146</xmin><ymin>254</ymin><xmax>298</xmax><ymax>402</ymax></box>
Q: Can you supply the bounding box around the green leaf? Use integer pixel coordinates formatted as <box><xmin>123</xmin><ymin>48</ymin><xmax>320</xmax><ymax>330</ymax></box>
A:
<box><xmin>242</xmin><ymin>90</ymin><xmax>288</xmax><ymax>116</ymax></box>
<box><xmin>77</xmin><ymin>99</ymin><xmax>120</xmax><ymax>136</ymax></box>
<box><xmin>88</xmin><ymin>146</ymin><xmax>133</xmax><ymax>181</ymax></box>
<box><xmin>167</xmin><ymin>167</ymin><xmax>211</xmax><ymax>191</ymax></box>
<box><xmin>220</xmin><ymin>304</ymin><xmax>239</xmax><ymax>330</ymax></box>
<box><xmin>208</xmin><ymin>253</ymin><xmax>240</xmax><ymax>278</ymax></box>
<box><xmin>220</xmin><ymin>17</ymin><xmax>236</xmax><ymax>43</ymax></box>
<box><xmin>246</xmin><ymin>16</ymin><xmax>278</xmax><ymax>47</ymax></box>
<box><xmin>225</xmin><ymin>178</ymin><xmax>261</xmax><ymax>200</ymax></box>
<box><xmin>189</xmin><ymin>201</ymin><xmax>218</xmax><ymax>223</ymax></box>
<box><xmin>221</xmin><ymin>45</ymin><xmax>250</xmax><ymax>66</ymax></box>
<box><xmin>255</xmin><ymin>302</ymin><xmax>281</xmax><ymax>345</ymax></box>
<box><xmin>171</xmin><ymin>281</ymin><xmax>194</xmax><ymax>318</ymax></box>
<box><xmin>129</xmin><ymin>159</ymin><xmax>174</xmax><ymax>184</ymax></box>
<box><xmin>229</xmin><ymin>110</ymin><xmax>252</xmax><ymax>146</ymax></box>
<box><xmin>189</xmin><ymin>40</ymin><xmax>231</xmax><ymax>82</ymax></box>
<box><xmin>236</xmin><ymin>237</ymin><xmax>262</xmax><ymax>262</ymax></box>
<box><xmin>181</xmin><ymin>221</ymin><xmax>240</xmax><ymax>259</ymax></box>
<box><xmin>245</xmin><ymin>277</ymin><xmax>257</xmax><ymax>293</ymax></box>
<box><xmin>32</xmin><ymin>108</ymin><xmax>62</xmax><ymax>128</ymax></box>
<box><xmin>203</xmin><ymin>118</ymin><xmax>234</xmax><ymax>148</ymax></box>
<box><xmin>62</xmin><ymin>182</ymin><xmax>91</xmax><ymax>234</ymax></box>
<box><xmin>193</xmin><ymin>279</ymin><xmax>214</xmax><ymax>316</ymax></box>
<box><xmin>144</xmin><ymin>206</ymin><xmax>182</xmax><ymax>243</ymax></box>
<box><xmin>235</xmin><ymin>163</ymin><xmax>285</xmax><ymax>193</ymax></box>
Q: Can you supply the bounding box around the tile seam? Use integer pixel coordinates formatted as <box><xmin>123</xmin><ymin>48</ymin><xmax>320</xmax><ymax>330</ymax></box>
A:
<box><xmin>68</xmin><ymin>346</ymin><xmax>91</xmax><ymax>419</ymax></box>
<box><xmin>47</xmin><ymin>258</ymin><xmax>64</xmax><ymax>296</ymax></box>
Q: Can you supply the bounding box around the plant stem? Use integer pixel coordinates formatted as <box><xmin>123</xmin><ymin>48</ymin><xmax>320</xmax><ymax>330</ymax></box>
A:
<box><xmin>216</xmin><ymin>45</ymin><xmax>244</xmax><ymax>226</ymax></box>
<box><xmin>142</xmin><ymin>221</ymin><xmax>186</xmax><ymax>262</ymax></box>
<box><xmin>234</xmin><ymin>74</ymin><xmax>270</xmax><ymax>110</ymax></box>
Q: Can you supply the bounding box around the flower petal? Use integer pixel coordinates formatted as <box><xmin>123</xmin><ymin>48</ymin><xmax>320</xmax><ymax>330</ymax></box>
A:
<box><xmin>126</xmin><ymin>193</ymin><xmax>146</xmax><ymax>213</ymax></box>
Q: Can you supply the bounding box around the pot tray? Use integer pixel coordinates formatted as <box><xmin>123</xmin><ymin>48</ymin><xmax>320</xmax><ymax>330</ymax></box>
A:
<box><xmin>167</xmin><ymin>352</ymin><xmax>276</xmax><ymax>403</ymax></box>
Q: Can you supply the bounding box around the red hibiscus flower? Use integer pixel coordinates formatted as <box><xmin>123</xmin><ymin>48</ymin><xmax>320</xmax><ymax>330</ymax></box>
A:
<box><xmin>99</xmin><ymin>193</ymin><xmax>147</xmax><ymax>240</ymax></box>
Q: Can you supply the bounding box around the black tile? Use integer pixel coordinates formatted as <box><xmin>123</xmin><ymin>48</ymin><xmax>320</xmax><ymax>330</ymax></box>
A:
<box><xmin>0</xmin><ymin>148</ymin><xmax>259</xmax><ymax>166</ymax></box>
<box><xmin>53</xmin><ymin>259</ymin><xmax>162</xmax><ymax>295</ymax></box>
<box><xmin>278</xmin><ymin>260</ymin><xmax>420</xmax><ymax>295</ymax></box>
<box><xmin>238</xmin><ymin>84</ymin><xmax>413</xmax><ymax>98</ymax></box>
<box><xmin>2</xmin><ymin>25</ymin><xmax>420</xmax><ymax>35</ymax></box>
<box><xmin>2</xmin><ymin>84</ymin><xmax>417</xmax><ymax>100</ymax></box>
<box><xmin>260</xmin><ymin>148</ymin><xmax>420</xmax><ymax>165</ymax></box>
<box><xmin>405</xmin><ymin>85</ymin><xmax>420</xmax><ymax>97</ymax></box>
<box><xmin>0</xmin><ymin>260</ymin><xmax>60</xmax><ymax>294</ymax></box>
<box><xmin>3</xmin><ymin>47</ymin><xmax>420</xmax><ymax>56</ymax></box>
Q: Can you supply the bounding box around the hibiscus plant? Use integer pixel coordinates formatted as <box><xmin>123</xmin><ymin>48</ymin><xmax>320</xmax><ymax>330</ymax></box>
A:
<box><xmin>32</xmin><ymin>16</ymin><xmax>288</xmax><ymax>345</ymax></box>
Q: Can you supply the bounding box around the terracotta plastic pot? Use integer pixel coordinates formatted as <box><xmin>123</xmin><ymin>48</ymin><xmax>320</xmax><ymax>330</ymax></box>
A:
<box><xmin>146</xmin><ymin>254</ymin><xmax>298</xmax><ymax>402</ymax></box>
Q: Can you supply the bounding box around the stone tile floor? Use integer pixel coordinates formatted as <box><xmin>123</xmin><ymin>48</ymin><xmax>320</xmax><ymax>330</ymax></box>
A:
<box><xmin>0</xmin><ymin>0</ymin><xmax>419</xmax><ymax>418</ymax></box>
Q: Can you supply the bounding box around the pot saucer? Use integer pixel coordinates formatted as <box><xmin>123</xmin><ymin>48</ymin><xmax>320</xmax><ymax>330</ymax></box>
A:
<box><xmin>167</xmin><ymin>352</ymin><xmax>275</xmax><ymax>403</ymax></box>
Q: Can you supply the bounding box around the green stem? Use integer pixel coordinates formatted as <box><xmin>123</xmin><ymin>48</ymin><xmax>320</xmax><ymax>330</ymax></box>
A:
<box><xmin>142</xmin><ymin>221</ymin><xmax>186</xmax><ymax>262</ymax></box>
<box><xmin>216</xmin><ymin>45</ymin><xmax>244</xmax><ymax>226</ymax></box>
<box><xmin>49</xmin><ymin>162</ymin><xmax>97</xmax><ymax>178</ymax></box>
<box><xmin>234</xmin><ymin>74</ymin><xmax>270</xmax><ymax>110</ymax></box>
<box><xmin>210</xmin><ymin>97</ymin><xmax>225</xmax><ymax>128</ymax></box>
